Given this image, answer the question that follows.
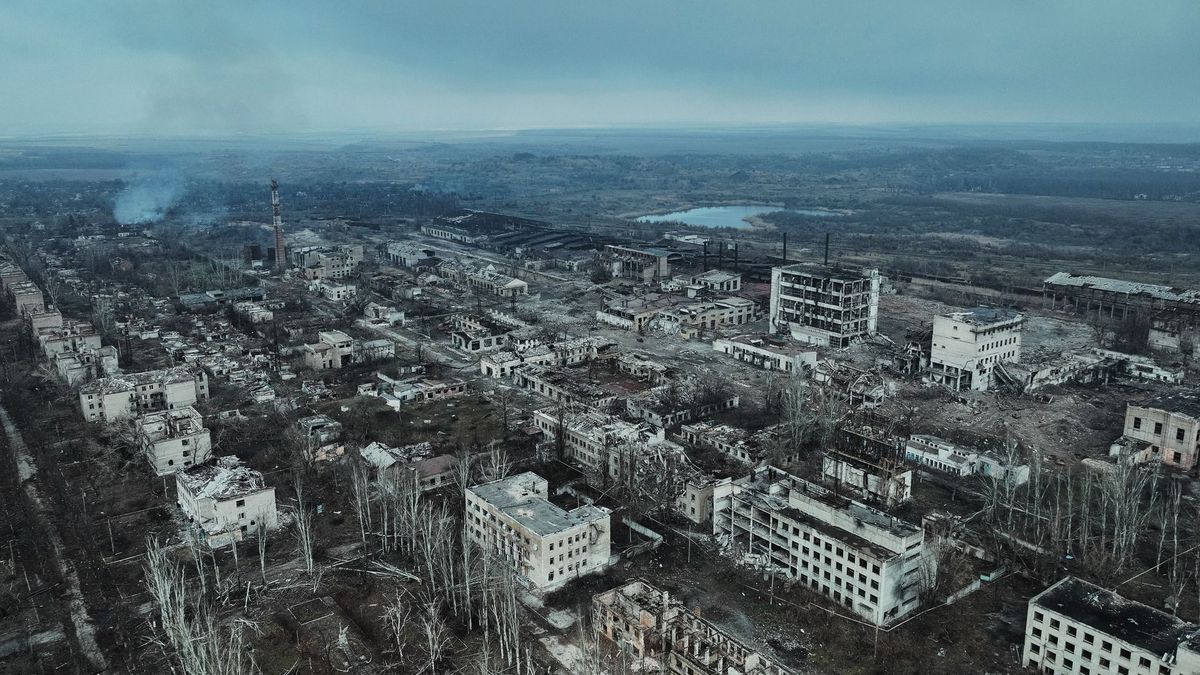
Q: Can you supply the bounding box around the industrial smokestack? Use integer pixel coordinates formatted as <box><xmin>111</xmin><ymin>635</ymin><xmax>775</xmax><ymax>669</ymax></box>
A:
<box><xmin>824</xmin><ymin>233</ymin><xmax>830</xmax><ymax>266</ymax></box>
<box><xmin>271</xmin><ymin>179</ymin><xmax>287</xmax><ymax>271</ymax></box>
<box><xmin>702</xmin><ymin>241</ymin><xmax>708</xmax><ymax>271</ymax></box>
<box><xmin>782</xmin><ymin>232</ymin><xmax>787</xmax><ymax>262</ymax></box>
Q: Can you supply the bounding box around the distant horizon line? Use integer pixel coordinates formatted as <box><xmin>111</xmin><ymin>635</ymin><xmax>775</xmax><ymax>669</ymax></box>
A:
<box><xmin>2</xmin><ymin>121</ymin><xmax>1199</xmax><ymax>145</ymax></box>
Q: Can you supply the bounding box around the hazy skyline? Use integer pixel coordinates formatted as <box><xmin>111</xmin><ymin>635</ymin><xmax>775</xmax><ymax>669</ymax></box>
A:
<box><xmin>3</xmin><ymin>1</ymin><xmax>1199</xmax><ymax>137</ymax></box>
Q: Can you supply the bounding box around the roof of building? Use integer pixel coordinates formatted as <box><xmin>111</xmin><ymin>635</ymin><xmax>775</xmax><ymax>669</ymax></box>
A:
<box><xmin>469</xmin><ymin>472</ymin><xmax>609</xmax><ymax>537</ymax></box>
<box><xmin>1045</xmin><ymin>272</ymin><xmax>1200</xmax><ymax>305</ymax></box>
<box><xmin>1141</xmin><ymin>391</ymin><xmax>1200</xmax><ymax>418</ymax></box>
<box><xmin>177</xmin><ymin>456</ymin><xmax>268</xmax><ymax>501</ymax></box>
<box><xmin>358</xmin><ymin>440</ymin><xmax>433</xmax><ymax>469</ymax></box>
<box><xmin>1033</xmin><ymin>577</ymin><xmax>1196</xmax><ymax>656</ymax></box>
<box><xmin>941</xmin><ymin>307</ymin><xmax>1024</xmax><ymax>326</ymax></box>
<box><xmin>79</xmin><ymin>365</ymin><xmax>200</xmax><ymax>394</ymax></box>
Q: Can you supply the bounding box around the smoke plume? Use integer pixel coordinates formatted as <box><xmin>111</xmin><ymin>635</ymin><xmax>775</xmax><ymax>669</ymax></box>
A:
<box><xmin>113</xmin><ymin>171</ymin><xmax>184</xmax><ymax>224</ymax></box>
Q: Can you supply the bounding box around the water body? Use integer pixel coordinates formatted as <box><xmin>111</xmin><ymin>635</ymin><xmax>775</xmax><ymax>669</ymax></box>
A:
<box><xmin>636</xmin><ymin>204</ymin><xmax>844</xmax><ymax>229</ymax></box>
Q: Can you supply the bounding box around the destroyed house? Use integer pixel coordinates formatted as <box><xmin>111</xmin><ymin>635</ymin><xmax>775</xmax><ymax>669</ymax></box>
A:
<box><xmin>176</xmin><ymin>457</ymin><xmax>278</xmax><ymax>547</ymax></box>
<box><xmin>357</xmin><ymin>441</ymin><xmax>453</xmax><ymax>492</ymax></box>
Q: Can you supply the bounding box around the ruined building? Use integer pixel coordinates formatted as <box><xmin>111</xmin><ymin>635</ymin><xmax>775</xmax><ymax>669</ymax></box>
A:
<box><xmin>927</xmin><ymin>307</ymin><xmax>1024</xmax><ymax>392</ymax></box>
<box><xmin>593</xmin><ymin>579</ymin><xmax>795</xmax><ymax>675</ymax></box>
<box><xmin>768</xmin><ymin>264</ymin><xmax>880</xmax><ymax>348</ymax></box>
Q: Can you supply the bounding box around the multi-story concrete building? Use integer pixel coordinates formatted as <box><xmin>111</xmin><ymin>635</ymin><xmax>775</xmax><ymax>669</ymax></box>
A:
<box><xmin>713</xmin><ymin>466</ymin><xmax>935</xmax><ymax>625</ymax></box>
<box><xmin>904</xmin><ymin>435</ymin><xmax>1029</xmax><ymax>485</ymax></box>
<box><xmin>464</xmin><ymin>472</ymin><xmax>611</xmax><ymax>590</ymax></box>
<box><xmin>605</xmin><ymin>245</ymin><xmax>673</xmax><ymax>284</ymax></box>
<box><xmin>38</xmin><ymin>320</ymin><xmax>102</xmax><ymax>358</ymax></box>
<box><xmin>712</xmin><ymin>334</ymin><xmax>818</xmax><ymax>373</ymax></box>
<box><xmin>593</xmin><ymin>579</ymin><xmax>795</xmax><ymax>675</ymax></box>
<box><xmin>768</xmin><ymin>265</ymin><xmax>880</xmax><ymax>348</ymax></box>
<box><xmin>136</xmin><ymin>407</ymin><xmax>212</xmax><ymax>475</ymax></box>
<box><xmin>928</xmin><ymin>307</ymin><xmax>1024</xmax><ymax>392</ymax></box>
<box><xmin>1022</xmin><ymin>576</ymin><xmax>1200</xmax><ymax>674</ymax></box>
<box><xmin>821</xmin><ymin>447</ymin><xmax>913</xmax><ymax>508</ymax></box>
<box><xmin>1117</xmin><ymin>393</ymin><xmax>1200</xmax><ymax>470</ymax></box>
<box><xmin>177</xmin><ymin>456</ymin><xmax>278</xmax><ymax>547</ymax></box>
<box><xmin>24</xmin><ymin>306</ymin><xmax>62</xmax><ymax>338</ymax></box>
<box><xmin>8</xmin><ymin>281</ymin><xmax>44</xmax><ymax>316</ymax></box>
<box><xmin>79</xmin><ymin>366</ymin><xmax>209</xmax><ymax>423</ymax></box>
<box><xmin>51</xmin><ymin>346</ymin><xmax>119</xmax><ymax>386</ymax></box>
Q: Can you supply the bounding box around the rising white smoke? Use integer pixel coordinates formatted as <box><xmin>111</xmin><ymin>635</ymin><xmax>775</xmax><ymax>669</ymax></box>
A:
<box><xmin>113</xmin><ymin>171</ymin><xmax>184</xmax><ymax>224</ymax></box>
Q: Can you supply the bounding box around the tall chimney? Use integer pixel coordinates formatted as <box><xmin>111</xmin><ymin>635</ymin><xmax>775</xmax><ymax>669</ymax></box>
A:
<box><xmin>271</xmin><ymin>179</ymin><xmax>287</xmax><ymax>271</ymax></box>
<box><xmin>702</xmin><ymin>240</ymin><xmax>708</xmax><ymax>271</ymax></box>
<box><xmin>782</xmin><ymin>232</ymin><xmax>788</xmax><ymax>262</ymax></box>
<box><xmin>824</xmin><ymin>233</ymin><xmax>830</xmax><ymax>266</ymax></box>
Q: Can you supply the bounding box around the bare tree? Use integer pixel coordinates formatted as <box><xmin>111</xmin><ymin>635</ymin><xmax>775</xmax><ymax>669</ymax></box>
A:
<box><xmin>293</xmin><ymin>474</ymin><xmax>316</xmax><ymax>579</ymax></box>
<box><xmin>420</xmin><ymin>600</ymin><xmax>452</xmax><ymax>675</ymax></box>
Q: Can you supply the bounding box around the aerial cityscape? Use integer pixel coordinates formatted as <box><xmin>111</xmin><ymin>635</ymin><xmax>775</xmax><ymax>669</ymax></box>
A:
<box><xmin>3</xmin><ymin>2</ymin><xmax>1200</xmax><ymax>674</ymax></box>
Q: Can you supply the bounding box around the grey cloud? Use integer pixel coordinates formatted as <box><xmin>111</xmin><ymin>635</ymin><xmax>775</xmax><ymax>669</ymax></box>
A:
<box><xmin>1</xmin><ymin>0</ymin><xmax>1198</xmax><ymax>135</ymax></box>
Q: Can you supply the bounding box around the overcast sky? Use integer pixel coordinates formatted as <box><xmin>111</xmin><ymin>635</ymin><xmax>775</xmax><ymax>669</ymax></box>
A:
<box><xmin>2</xmin><ymin>0</ymin><xmax>1198</xmax><ymax>136</ymax></box>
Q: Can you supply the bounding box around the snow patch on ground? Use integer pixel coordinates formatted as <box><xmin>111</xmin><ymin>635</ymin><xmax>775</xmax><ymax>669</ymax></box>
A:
<box><xmin>545</xmin><ymin>609</ymin><xmax>576</xmax><ymax>630</ymax></box>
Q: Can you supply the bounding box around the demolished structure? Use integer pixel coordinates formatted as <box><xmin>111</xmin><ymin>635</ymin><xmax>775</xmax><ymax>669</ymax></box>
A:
<box><xmin>176</xmin><ymin>456</ymin><xmax>278</xmax><ymax>547</ymax></box>
<box><xmin>593</xmin><ymin>579</ymin><xmax>795</xmax><ymax>675</ymax></box>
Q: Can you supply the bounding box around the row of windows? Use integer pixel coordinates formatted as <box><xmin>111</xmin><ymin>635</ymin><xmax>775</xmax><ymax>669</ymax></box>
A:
<box><xmin>1031</xmin><ymin>610</ymin><xmax>1164</xmax><ymax>673</ymax></box>
<box><xmin>1131</xmin><ymin>417</ymin><xmax>1191</xmax><ymax>442</ymax></box>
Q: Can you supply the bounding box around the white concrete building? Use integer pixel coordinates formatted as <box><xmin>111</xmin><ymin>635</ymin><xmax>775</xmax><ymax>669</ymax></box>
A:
<box><xmin>464</xmin><ymin>472</ymin><xmax>611</xmax><ymax>590</ymax></box>
<box><xmin>768</xmin><ymin>265</ymin><xmax>880</xmax><ymax>348</ymax></box>
<box><xmin>714</xmin><ymin>466</ymin><xmax>935</xmax><ymax>625</ymax></box>
<box><xmin>928</xmin><ymin>307</ymin><xmax>1024</xmax><ymax>392</ymax></box>
<box><xmin>904</xmin><ymin>435</ymin><xmax>1030</xmax><ymax>485</ymax></box>
<box><xmin>690</xmin><ymin>269</ymin><xmax>743</xmax><ymax>293</ymax></box>
<box><xmin>176</xmin><ymin>456</ymin><xmax>278</xmax><ymax>547</ymax></box>
<box><xmin>38</xmin><ymin>321</ymin><xmax>102</xmax><ymax>358</ymax></box>
<box><xmin>1116</xmin><ymin>393</ymin><xmax>1200</xmax><ymax>471</ymax></box>
<box><xmin>1022</xmin><ymin>576</ymin><xmax>1200</xmax><ymax>675</ymax></box>
<box><xmin>8</xmin><ymin>281</ymin><xmax>44</xmax><ymax>316</ymax></box>
<box><xmin>713</xmin><ymin>334</ymin><xmax>819</xmax><ymax>373</ymax></box>
<box><xmin>357</xmin><ymin>441</ymin><xmax>453</xmax><ymax>493</ymax></box>
<box><xmin>136</xmin><ymin>407</ymin><xmax>212</xmax><ymax>475</ymax></box>
<box><xmin>303</xmin><ymin>330</ymin><xmax>354</xmax><ymax>370</ymax></box>
<box><xmin>51</xmin><ymin>345</ymin><xmax>119</xmax><ymax>386</ymax></box>
<box><xmin>318</xmin><ymin>283</ymin><xmax>356</xmax><ymax>302</ymax></box>
<box><xmin>79</xmin><ymin>366</ymin><xmax>209</xmax><ymax>423</ymax></box>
